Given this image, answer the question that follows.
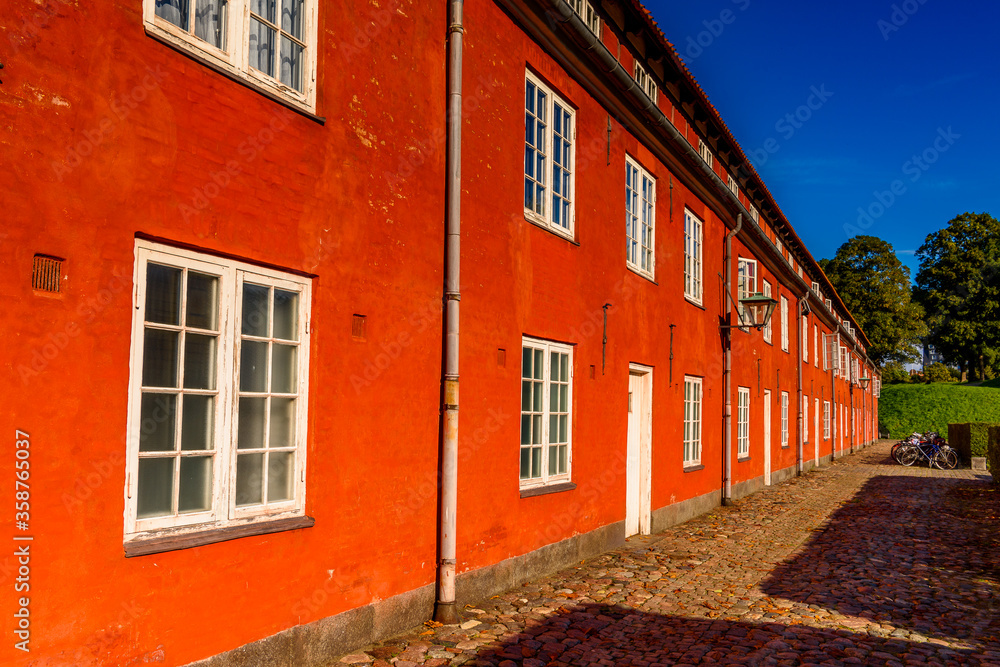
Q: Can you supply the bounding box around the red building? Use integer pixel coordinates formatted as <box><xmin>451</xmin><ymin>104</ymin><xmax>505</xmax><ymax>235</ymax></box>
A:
<box><xmin>1</xmin><ymin>0</ymin><xmax>879</xmax><ymax>665</ymax></box>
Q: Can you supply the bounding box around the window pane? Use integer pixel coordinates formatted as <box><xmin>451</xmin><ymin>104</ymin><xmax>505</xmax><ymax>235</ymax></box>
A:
<box><xmin>193</xmin><ymin>0</ymin><xmax>227</xmax><ymax>49</ymax></box>
<box><xmin>181</xmin><ymin>394</ymin><xmax>214</xmax><ymax>451</ymax></box>
<box><xmin>145</xmin><ymin>264</ymin><xmax>181</xmax><ymax>325</ymax></box>
<box><xmin>279</xmin><ymin>35</ymin><xmax>303</xmax><ymax>92</ymax></box>
<box><xmin>559</xmin><ymin>414</ymin><xmax>567</xmax><ymax>442</ymax></box>
<box><xmin>534</xmin><ymin>350</ymin><xmax>543</xmax><ymax>379</ymax></box>
<box><xmin>273</xmin><ymin>290</ymin><xmax>299</xmax><ymax>340</ymax></box>
<box><xmin>236</xmin><ymin>453</ymin><xmax>264</xmax><ymax>506</ymax></box>
<box><xmin>558</xmin><ymin>444</ymin><xmax>567</xmax><ymax>473</ymax></box>
<box><xmin>242</xmin><ymin>284</ymin><xmax>270</xmax><ymax>337</ymax></box>
<box><xmin>269</xmin><ymin>397</ymin><xmax>296</xmax><ymax>448</ymax></box>
<box><xmin>549</xmin><ymin>414</ymin><xmax>558</xmax><ymax>444</ymax></box>
<box><xmin>186</xmin><ymin>272</ymin><xmax>219</xmax><ymax>330</ymax></box>
<box><xmin>142</xmin><ymin>328</ymin><xmax>179</xmax><ymax>387</ymax></box>
<box><xmin>559</xmin><ymin>384</ymin><xmax>568</xmax><ymax>412</ymax></box>
<box><xmin>521</xmin><ymin>380</ymin><xmax>532</xmax><ymax>412</ymax></box>
<box><xmin>249</xmin><ymin>18</ymin><xmax>276</xmax><ymax>78</ymax></box>
<box><xmin>271</xmin><ymin>343</ymin><xmax>297</xmax><ymax>393</ymax></box>
<box><xmin>267</xmin><ymin>452</ymin><xmax>294</xmax><ymax>501</ymax></box>
<box><xmin>184</xmin><ymin>333</ymin><xmax>217</xmax><ymax>390</ymax></box>
<box><xmin>531</xmin><ymin>447</ymin><xmax>541</xmax><ymax>478</ymax></box>
<box><xmin>240</xmin><ymin>341</ymin><xmax>269</xmax><ymax>392</ymax></box>
<box><xmin>548</xmin><ymin>445</ymin><xmax>557</xmax><ymax>476</ymax></box>
<box><xmin>532</xmin><ymin>415</ymin><xmax>542</xmax><ymax>445</ymax></box>
<box><xmin>521</xmin><ymin>347</ymin><xmax>532</xmax><ymax>378</ymax></box>
<box><xmin>250</xmin><ymin>0</ymin><xmax>276</xmax><ymax>22</ymax></box>
<box><xmin>532</xmin><ymin>380</ymin><xmax>542</xmax><ymax>412</ymax></box>
<box><xmin>520</xmin><ymin>415</ymin><xmax>531</xmax><ymax>445</ymax></box>
<box><xmin>178</xmin><ymin>456</ymin><xmax>213</xmax><ymax>513</ymax></box>
<box><xmin>155</xmin><ymin>0</ymin><xmax>189</xmax><ymax>30</ymax></box>
<box><xmin>519</xmin><ymin>447</ymin><xmax>531</xmax><ymax>479</ymax></box>
<box><xmin>139</xmin><ymin>393</ymin><xmax>177</xmax><ymax>452</ymax></box>
<box><xmin>280</xmin><ymin>0</ymin><xmax>303</xmax><ymax>37</ymax></box>
<box><xmin>137</xmin><ymin>458</ymin><xmax>174</xmax><ymax>518</ymax></box>
<box><xmin>238</xmin><ymin>397</ymin><xmax>266</xmax><ymax>449</ymax></box>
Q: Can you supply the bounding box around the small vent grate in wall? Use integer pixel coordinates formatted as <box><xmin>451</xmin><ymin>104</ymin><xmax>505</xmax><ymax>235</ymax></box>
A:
<box><xmin>351</xmin><ymin>314</ymin><xmax>366</xmax><ymax>340</ymax></box>
<box><xmin>32</xmin><ymin>255</ymin><xmax>63</xmax><ymax>293</ymax></box>
<box><xmin>497</xmin><ymin>348</ymin><xmax>506</xmax><ymax>368</ymax></box>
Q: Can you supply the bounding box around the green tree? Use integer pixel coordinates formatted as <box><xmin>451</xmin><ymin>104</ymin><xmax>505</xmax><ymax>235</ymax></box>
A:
<box><xmin>881</xmin><ymin>361</ymin><xmax>911</xmax><ymax>383</ymax></box>
<box><xmin>820</xmin><ymin>235</ymin><xmax>926</xmax><ymax>367</ymax></box>
<box><xmin>924</xmin><ymin>362</ymin><xmax>954</xmax><ymax>383</ymax></box>
<box><xmin>914</xmin><ymin>212</ymin><xmax>1000</xmax><ymax>381</ymax></box>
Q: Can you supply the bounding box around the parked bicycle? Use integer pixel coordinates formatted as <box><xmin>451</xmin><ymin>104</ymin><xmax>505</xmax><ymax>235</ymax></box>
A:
<box><xmin>893</xmin><ymin>431</ymin><xmax>958</xmax><ymax>470</ymax></box>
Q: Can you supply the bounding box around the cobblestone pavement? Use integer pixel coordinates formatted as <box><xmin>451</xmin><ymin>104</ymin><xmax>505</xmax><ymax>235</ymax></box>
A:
<box><xmin>337</xmin><ymin>442</ymin><xmax>1000</xmax><ymax>666</ymax></box>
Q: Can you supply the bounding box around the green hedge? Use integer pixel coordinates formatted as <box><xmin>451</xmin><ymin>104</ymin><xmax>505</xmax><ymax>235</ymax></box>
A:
<box><xmin>949</xmin><ymin>422</ymin><xmax>1000</xmax><ymax>463</ymax></box>
<box><xmin>989</xmin><ymin>426</ymin><xmax>1000</xmax><ymax>483</ymax></box>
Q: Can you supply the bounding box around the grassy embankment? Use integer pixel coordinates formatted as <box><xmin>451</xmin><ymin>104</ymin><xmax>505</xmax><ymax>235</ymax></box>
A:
<box><xmin>879</xmin><ymin>382</ymin><xmax>1000</xmax><ymax>439</ymax></box>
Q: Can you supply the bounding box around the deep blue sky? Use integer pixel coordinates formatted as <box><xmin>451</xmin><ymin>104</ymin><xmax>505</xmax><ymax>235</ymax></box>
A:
<box><xmin>644</xmin><ymin>0</ymin><xmax>1000</xmax><ymax>279</ymax></box>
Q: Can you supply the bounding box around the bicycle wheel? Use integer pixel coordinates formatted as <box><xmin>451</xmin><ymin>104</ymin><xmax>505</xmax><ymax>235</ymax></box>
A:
<box><xmin>935</xmin><ymin>449</ymin><xmax>958</xmax><ymax>470</ymax></box>
<box><xmin>899</xmin><ymin>447</ymin><xmax>919</xmax><ymax>466</ymax></box>
<box><xmin>891</xmin><ymin>442</ymin><xmax>905</xmax><ymax>463</ymax></box>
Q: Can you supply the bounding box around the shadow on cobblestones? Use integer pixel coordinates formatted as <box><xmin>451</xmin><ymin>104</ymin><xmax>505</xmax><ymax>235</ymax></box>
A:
<box><xmin>462</xmin><ymin>602</ymin><xmax>991</xmax><ymax>666</ymax></box>
<box><xmin>762</xmin><ymin>474</ymin><xmax>1000</xmax><ymax>648</ymax></box>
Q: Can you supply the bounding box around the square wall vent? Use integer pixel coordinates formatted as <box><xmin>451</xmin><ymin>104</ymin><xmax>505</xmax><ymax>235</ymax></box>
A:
<box><xmin>32</xmin><ymin>255</ymin><xmax>63</xmax><ymax>293</ymax></box>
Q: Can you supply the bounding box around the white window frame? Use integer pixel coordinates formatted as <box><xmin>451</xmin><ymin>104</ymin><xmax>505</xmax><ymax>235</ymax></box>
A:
<box><xmin>519</xmin><ymin>337</ymin><xmax>573</xmax><ymax>489</ymax></box>
<box><xmin>780</xmin><ymin>296</ymin><xmax>789</xmax><ymax>352</ymax></box>
<box><xmin>684</xmin><ymin>208</ymin><xmax>704</xmax><ymax>305</ymax></box>
<box><xmin>568</xmin><ymin>0</ymin><xmax>600</xmax><ymax>34</ymax></box>
<box><xmin>813</xmin><ymin>324</ymin><xmax>819</xmax><ymax>368</ymax></box>
<box><xmin>142</xmin><ymin>0</ymin><xmax>319</xmax><ymax>112</ymax></box>
<box><xmin>737</xmin><ymin>386</ymin><xmax>750</xmax><ymax>458</ymax></box>
<box><xmin>698</xmin><ymin>138</ymin><xmax>714</xmax><ymax>167</ymax></box>
<box><xmin>811</xmin><ymin>281</ymin><xmax>820</xmax><ymax>295</ymax></box>
<box><xmin>824</xmin><ymin>332</ymin><xmax>840</xmax><ymax>375</ymax></box>
<box><xmin>823</xmin><ymin>401</ymin><xmax>831</xmax><ymax>440</ymax></box>
<box><xmin>749</xmin><ymin>206</ymin><xmax>759</xmax><ymax>223</ymax></box>
<box><xmin>762</xmin><ymin>281</ymin><xmax>773</xmax><ymax>344</ymax></box>
<box><xmin>780</xmin><ymin>392</ymin><xmax>789</xmax><ymax>447</ymax></box>
<box><xmin>803</xmin><ymin>395</ymin><xmax>809</xmax><ymax>442</ymax></box>
<box><xmin>125</xmin><ymin>240</ymin><xmax>312</xmax><ymax>543</ymax></box>
<box><xmin>825</xmin><ymin>298</ymin><xmax>833</xmax><ymax>311</ymax></box>
<box><xmin>625</xmin><ymin>155</ymin><xmax>656</xmax><ymax>279</ymax></box>
<box><xmin>737</xmin><ymin>258</ymin><xmax>757</xmax><ymax>330</ymax></box>
<box><xmin>683</xmin><ymin>376</ymin><xmax>702</xmax><ymax>467</ymax></box>
<box><xmin>727</xmin><ymin>174</ymin><xmax>739</xmax><ymax>196</ymax></box>
<box><xmin>633</xmin><ymin>60</ymin><xmax>658</xmax><ymax>104</ymax></box>
<box><xmin>802</xmin><ymin>315</ymin><xmax>809</xmax><ymax>363</ymax></box>
<box><xmin>524</xmin><ymin>70</ymin><xmax>576</xmax><ymax>238</ymax></box>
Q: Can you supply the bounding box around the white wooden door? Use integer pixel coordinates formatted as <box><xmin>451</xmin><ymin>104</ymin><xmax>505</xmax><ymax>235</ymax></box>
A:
<box><xmin>626</xmin><ymin>367</ymin><xmax>652</xmax><ymax>537</ymax></box>
<box><xmin>814</xmin><ymin>398</ymin><xmax>820</xmax><ymax>464</ymax></box>
<box><xmin>763</xmin><ymin>390</ymin><xmax>772</xmax><ymax>485</ymax></box>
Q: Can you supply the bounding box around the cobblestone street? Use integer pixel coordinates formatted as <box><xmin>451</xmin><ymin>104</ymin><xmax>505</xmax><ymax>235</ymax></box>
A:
<box><xmin>338</xmin><ymin>442</ymin><xmax>999</xmax><ymax>666</ymax></box>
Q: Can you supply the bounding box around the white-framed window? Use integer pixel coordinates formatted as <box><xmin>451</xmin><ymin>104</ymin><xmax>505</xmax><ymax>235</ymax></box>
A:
<box><xmin>780</xmin><ymin>392</ymin><xmax>789</xmax><ymax>447</ymax></box>
<box><xmin>811</xmin><ymin>281</ymin><xmax>820</xmax><ymax>295</ymax></box>
<box><xmin>802</xmin><ymin>315</ymin><xmax>809</xmax><ymax>363</ymax></box>
<box><xmin>727</xmin><ymin>174</ymin><xmax>739</xmax><ymax>196</ymax></box>
<box><xmin>125</xmin><ymin>241</ymin><xmax>312</xmax><ymax>542</ymax></box>
<box><xmin>749</xmin><ymin>205</ymin><xmax>759</xmax><ymax>223</ymax></box>
<box><xmin>824</xmin><ymin>332</ymin><xmax>840</xmax><ymax>375</ymax></box>
<box><xmin>698</xmin><ymin>138</ymin><xmax>714</xmax><ymax>167</ymax></box>
<box><xmin>737</xmin><ymin>387</ymin><xmax>750</xmax><ymax>457</ymax></box>
<box><xmin>823</xmin><ymin>401</ymin><xmax>831</xmax><ymax>440</ymax></box>
<box><xmin>780</xmin><ymin>296</ymin><xmax>789</xmax><ymax>352</ymax></box>
<box><xmin>840</xmin><ymin>346</ymin><xmax>848</xmax><ymax>378</ymax></box>
<box><xmin>520</xmin><ymin>337</ymin><xmax>573</xmax><ymax>488</ymax></box>
<box><xmin>633</xmin><ymin>60</ymin><xmax>658</xmax><ymax>104</ymax></box>
<box><xmin>143</xmin><ymin>0</ymin><xmax>318</xmax><ymax>111</ymax></box>
<box><xmin>776</xmin><ymin>237</ymin><xmax>784</xmax><ymax>255</ymax></box>
<box><xmin>683</xmin><ymin>376</ymin><xmax>702</xmax><ymax>466</ymax></box>
<box><xmin>737</xmin><ymin>258</ymin><xmax>757</xmax><ymax>328</ymax></box>
<box><xmin>625</xmin><ymin>156</ymin><xmax>656</xmax><ymax>278</ymax></box>
<box><xmin>813</xmin><ymin>324</ymin><xmax>819</xmax><ymax>368</ymax></box>
<box><xmin>803</xmin><ymin>396</ymin><xmax>809</xmax><ymax>442</ymax></box>
<box><xmin>568</xmin><ymin>0</ymin><xmax>600</xmax><ymax>34</ymax></box>
<box><xmin>524</xmin><ymin>71</ymin><xmax>575</xmax><ymax>237</ymax></box>
<box><xmin>762</xmin><ymin>281</ymin><xmax>773</xmax><ymax>344</ymax></box>
<box><xmin>684</xmin><ymin>208</ymin><xmax>703</xmax><ymax>304</ymax></box>
<box><xmin>825</xmin><ymin>298</ymin><xmax>833</xmax><ymax>311</ymax></box>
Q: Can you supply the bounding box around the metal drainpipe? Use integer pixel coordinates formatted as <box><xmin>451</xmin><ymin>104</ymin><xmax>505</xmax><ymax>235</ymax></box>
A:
<box><xmin>435</xmin><ymin>0</ymin><xmax>463</xmax><ymax>626</ymax></box>
<box><xmin>796</xmin><ymin>295</ymin><xmax>807</xmax><ymax>475</ymax></box>
<box><xmin>723</xmin><ymin>214</ymin><xmax>743</xmax><ymax>505</ymax></box>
